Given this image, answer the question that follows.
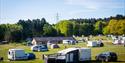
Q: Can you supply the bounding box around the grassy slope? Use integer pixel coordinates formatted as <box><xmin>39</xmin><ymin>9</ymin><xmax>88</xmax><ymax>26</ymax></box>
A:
<box><xmin>0</xmin><ymin>42</ymin><xmax>125</xmax><ymax>63</ymax></box>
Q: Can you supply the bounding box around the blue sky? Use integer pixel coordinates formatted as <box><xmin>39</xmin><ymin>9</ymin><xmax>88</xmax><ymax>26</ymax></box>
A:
<box><xmin>0</xmin><ymin>0</ymin><xmax>125</xmax><ymax>24</ymax></box>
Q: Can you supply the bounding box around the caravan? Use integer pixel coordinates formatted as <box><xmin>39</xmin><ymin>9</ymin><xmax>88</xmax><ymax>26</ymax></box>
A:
<box><xmin>8</xmin><ymin>49</ymin><xmax>28</xmax><ymax>60</ymax></box>
<box><xmin>87</xmin><ymin>41</ymin><xmax>104</xmax><ymax>47</ymax></box>
<box><xmin>43</xmin><ymin>48</ymin><xmax>91</xmax><ymax>63</ymax></box>
<box><xmin>87</xmin><ymin>41</ymin><xmax>97</xmax><ymax>47</ymax></box>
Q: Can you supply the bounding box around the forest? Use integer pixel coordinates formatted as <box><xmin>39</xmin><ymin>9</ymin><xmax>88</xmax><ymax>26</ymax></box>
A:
<box><xmin>0</xmin><ymin>14</ymin><xmax>125</xmax><ymax>42</ymax></box>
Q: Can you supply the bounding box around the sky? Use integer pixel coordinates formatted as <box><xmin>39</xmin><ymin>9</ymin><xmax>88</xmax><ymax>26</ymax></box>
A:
<box><xmin>0</xmin><ymin>0</ymin><xmax>125</xmax><ymax>24</ymax></box>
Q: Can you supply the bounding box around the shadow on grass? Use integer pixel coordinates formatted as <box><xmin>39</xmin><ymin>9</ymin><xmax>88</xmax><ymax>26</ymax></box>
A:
<box><xmin>116</xmin><ymin>60</ymin><xmax>125</xmax><ymax>62</ymax></box>
<box><xmin>79</xmin><ymin>60</ymin><xmax>125</xmax><ymax>63</ymax></box>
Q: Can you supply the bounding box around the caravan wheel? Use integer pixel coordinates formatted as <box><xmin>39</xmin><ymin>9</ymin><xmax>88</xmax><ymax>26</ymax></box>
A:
<box><xmin>105</xmin><ymin>58</ymin><xmax>109</xmax><ymax>62</ymax></box>
<box><xmin>38</xmin><ymin>49</ymin><xmax>40</xmax><ymax>52</ymax></box>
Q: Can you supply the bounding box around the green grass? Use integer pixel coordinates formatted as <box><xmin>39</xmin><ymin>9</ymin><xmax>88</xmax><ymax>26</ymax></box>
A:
<box><xmin>0</xmin><ymin>42</ymin><xmax>125</xmax><ymax>63</ymax></box>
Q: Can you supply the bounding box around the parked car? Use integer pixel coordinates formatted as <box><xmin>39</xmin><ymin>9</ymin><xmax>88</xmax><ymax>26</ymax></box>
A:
<box><xmin>95</xmin><ymin>52</ymin><xmax>117</xmax><ymax>62</ymax></box>
<box><xmin>63</xmin><ymin>40</ymin><xmax>76</xmax><ymax>45</ymax></box>
<box><xmin>27</xmin><ymin>53</ymin><xmax>36</xmax><ymax>60</ymax></box>
<box><xmin>31</xmin><ymin>45</ymin><xmax>48</xmax><ymax>52</ymax></box>
<box><xmin>0</xmin><ymin>41</ymin><xmax>8</xmax><ymax>44</ymax></box>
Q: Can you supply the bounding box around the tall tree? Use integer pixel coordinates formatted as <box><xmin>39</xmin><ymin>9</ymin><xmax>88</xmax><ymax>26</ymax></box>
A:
<box><xmin>55</xmin><ymin>20</ymin><xmax>73</xmax><ymax>36</ymax></box>
<box><xmin>43</xmin><ymin>24</ymin><xmax>57</xmax><ymax>36</ymax></box>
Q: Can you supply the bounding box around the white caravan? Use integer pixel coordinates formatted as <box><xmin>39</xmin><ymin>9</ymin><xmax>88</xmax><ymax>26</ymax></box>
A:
<box><xmin>8</xmin><ymin>49</ymin><xmax>28</xmax><ymax>60</ymax></box>
<box><xmin>44</xmin><ymin>47</ymin><xmax>91</xmax><ymax>63</ymax></box>
<box><xmin>87</xmin><ymin>41</ymin><xmax>98</xmax><ymax>47</ymax></box>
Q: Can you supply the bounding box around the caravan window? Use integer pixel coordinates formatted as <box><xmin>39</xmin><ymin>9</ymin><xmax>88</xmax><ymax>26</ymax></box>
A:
<box><xmin>8</xmin><ymin>51</ymin><xmax>13</xmax><ymax>55</ymax></box>
<box><xmin>36</xmin><ymin>46</ymin><xmax>38</xmax><ymax>48</ymax></box>
<box><xmin>8</xmin><ymin>51</ymin><xmax>10</xmax><ymax>55</ymax></box>
<box><xmin>41</xmin><ymin>45</ymin><xmax>47</xmax><ymax>49</ymax></box>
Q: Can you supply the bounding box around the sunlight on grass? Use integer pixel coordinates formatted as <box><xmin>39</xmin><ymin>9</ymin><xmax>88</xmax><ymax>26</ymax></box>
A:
<box><xmin>0</xmin><ymin>42</ymin><xmax>125</xmax><ymax>63</ymax></box>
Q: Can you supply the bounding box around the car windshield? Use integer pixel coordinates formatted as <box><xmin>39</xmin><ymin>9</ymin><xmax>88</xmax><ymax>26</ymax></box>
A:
<box><xmin>40</xmin><ymin>45</ymin><xmax>47</xmax><ymax>49</ymax></box>
<box><xmin>110</xmin><ymin>52</ymin><xmax>116</xmax><ymax>56</ymax></box>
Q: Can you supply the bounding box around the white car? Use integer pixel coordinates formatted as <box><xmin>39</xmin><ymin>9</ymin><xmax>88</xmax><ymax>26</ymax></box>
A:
<box><xmin>31</xmin><ymin>45</ymin><xmax>48</xmax><ymax>52</ymax></box>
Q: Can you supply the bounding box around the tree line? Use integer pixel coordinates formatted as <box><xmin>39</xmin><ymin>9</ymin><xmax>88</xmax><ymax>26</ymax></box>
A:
<box><xmin>0</xmin><ymin>14</ymin><xmax>125</xmax><ymax>42</ymax></box>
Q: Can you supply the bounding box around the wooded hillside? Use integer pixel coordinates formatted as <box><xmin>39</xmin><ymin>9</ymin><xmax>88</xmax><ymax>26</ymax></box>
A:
<box><xmin>0</xmin><ymin>14</ymin><xmax>125</xmax><ymax>42</ymax></box>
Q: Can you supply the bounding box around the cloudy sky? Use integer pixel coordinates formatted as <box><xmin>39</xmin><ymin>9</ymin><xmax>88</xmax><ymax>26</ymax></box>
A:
<box><xmin>0</xmin><ymin>0</ymin><xmax>125</xmax><ymax>24</ymax></box>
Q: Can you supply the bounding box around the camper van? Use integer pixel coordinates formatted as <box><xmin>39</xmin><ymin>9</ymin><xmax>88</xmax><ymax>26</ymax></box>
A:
<box><xmin>43</xmin><ymin>48</ymin><xmax>91</xmax><ymax>63</ymax></box>
<box><xmin>8</xmin><ymin>49</ymin><xmax>28</xmax><ymax>60</ymax></box>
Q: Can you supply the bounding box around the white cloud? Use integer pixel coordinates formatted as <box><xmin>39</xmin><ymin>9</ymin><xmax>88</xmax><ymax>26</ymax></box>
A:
<box><xmin>64</xmin><ymin>0</ymin><xmax>125</xmax><ymax>19</ymax></box>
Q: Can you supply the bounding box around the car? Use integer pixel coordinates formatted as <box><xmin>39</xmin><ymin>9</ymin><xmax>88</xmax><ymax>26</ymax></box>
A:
<box><xmin>27</xmin><ymin>53</ymin><xmax>36</xmax><ymax>60</ymax></box>
<box><xmin>95</xmin><ymin>52</ymin><xmax>117</xmax><ymax>62</ymax></box>
<box><xmin>31</xmin><ymin>45</ymin><xmax>48</xmax><ymax>52</ymax></box>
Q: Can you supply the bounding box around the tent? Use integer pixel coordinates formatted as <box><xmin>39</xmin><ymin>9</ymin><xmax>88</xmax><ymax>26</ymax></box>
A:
<box><xmin>50</xmin><ymin>44</ymin><xmax>60</xmax><ymax>49</ymax></box>
<box><xmin>113</xmin><ymin>39</ymin><xmax>125</xmax><ymax>45</ymax></box>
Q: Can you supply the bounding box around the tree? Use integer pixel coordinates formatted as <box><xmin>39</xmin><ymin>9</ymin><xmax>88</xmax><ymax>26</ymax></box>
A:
<box><xmin>103</xmin><ymin>19</ymin><xmax>125</xmax><ymax>35</ymax></box>
<box><xmin>17</xmin><ymin>18</ymin><xmax>48</xmax><ymax>39</ymax></box>
<box><xmin>43</xmin><ymin>24</ymin><xmax>57</xmax><ymax>36</ymax></box>
<box><xmin>103</xmin><ymin>26</ymin><xmax>110</xmax><ymax>35</ymax></box>
<box><xmin>94</xmin><ymin>21</ymin><xmax>107</xmax><ymax>34</ymax></box>
<box><xmin>0</xmin><ymin>24</ymin><xmax>22</xmax><ymax>42</ymax></box>
<box><xmin>72</xmin><ymin>21</ymin><xmax>79</xmax><ymax>36</ymax></box>
<box><xmin>55</xmin><ymin>20</ymin><xmax>73</xmax><ymax>36</ymax></box>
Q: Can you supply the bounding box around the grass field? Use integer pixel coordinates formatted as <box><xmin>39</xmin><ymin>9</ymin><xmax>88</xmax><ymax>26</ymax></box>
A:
<box><xmin>0</xmin><ymin>41</ymin><xmax>125</xmax><ymax>63</ymax></box>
